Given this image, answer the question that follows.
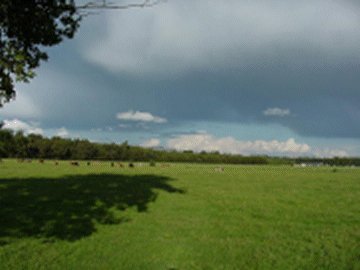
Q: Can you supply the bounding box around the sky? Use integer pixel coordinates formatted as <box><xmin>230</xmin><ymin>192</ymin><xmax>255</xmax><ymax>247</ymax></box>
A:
<box><xmin>1</xmin><ymin>0</ymin><xmax>360</xmax><ymax>157</ymax></box>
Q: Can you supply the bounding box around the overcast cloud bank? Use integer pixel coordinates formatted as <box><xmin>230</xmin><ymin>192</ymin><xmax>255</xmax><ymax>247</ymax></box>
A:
<box><xmin>1</xmin><ymin>1</ymin><xmax>359</xmax><ymax>154</ymax></box>
<box><xmin>84</xmin><ymin>0</ymin><xmax>360</xmax><ymax>75</ymax></box>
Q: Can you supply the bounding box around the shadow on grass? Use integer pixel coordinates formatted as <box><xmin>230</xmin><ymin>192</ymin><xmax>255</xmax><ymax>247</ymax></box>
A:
<box><xmin>0</xmin><ymin>173</ymin><xmax>184</xmax><ymax>243</ymax></box>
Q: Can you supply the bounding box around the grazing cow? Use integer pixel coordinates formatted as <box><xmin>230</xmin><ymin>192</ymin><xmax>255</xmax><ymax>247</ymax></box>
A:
<box><xmin>70</xmin><ymin>161</ymin><xmax>79</xmax><ymax>166</ymax></box>
<box><xmin>118</xmin><ymin>163</ymin><xmax>124</xmax><ymax>168</ymax></box>
<box><xmin>39</xmin><ymin>159</ymin><xmax>44</xmax><ymax>164</ymax></box>
<box><xmin>87</xmin><ymin>161</ymin><xmax>91</xmax><ymax>166</ymax></box>
<box><xmin>214</xmin><ymin>167</ymin><xmax>224</xmax><ymax>172</ymax></box>
<box><xmin>129</xmin><ymin>163</ymin><xmax>134</xmax><ymax>168</ymax></box>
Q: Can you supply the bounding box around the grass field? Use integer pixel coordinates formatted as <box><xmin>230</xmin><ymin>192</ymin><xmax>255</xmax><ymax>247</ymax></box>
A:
<box><xmin>0</xmin><ymin>159</ymin><xmax>359</xmax><ymax>269</ymax></box>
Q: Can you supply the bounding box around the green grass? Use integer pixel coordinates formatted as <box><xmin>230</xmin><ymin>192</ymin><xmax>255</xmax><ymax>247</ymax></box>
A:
<box><xmin>0</xmin><ymin>159</ymin><xmax>359</xmax><ymax>269</ymax></box>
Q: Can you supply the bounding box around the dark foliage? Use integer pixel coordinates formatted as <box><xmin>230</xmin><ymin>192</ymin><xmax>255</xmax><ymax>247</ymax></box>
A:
<box><xmin>0</xmin><ymin>0</ymin><xmax>80</xmax><ymax>106</ymax></box>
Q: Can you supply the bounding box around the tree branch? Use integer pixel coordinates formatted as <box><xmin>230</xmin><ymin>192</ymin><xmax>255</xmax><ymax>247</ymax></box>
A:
<box><xmin>76</xmin><ymin>0</ymin><xmax>166</xmax><ymax>10</ymax></box>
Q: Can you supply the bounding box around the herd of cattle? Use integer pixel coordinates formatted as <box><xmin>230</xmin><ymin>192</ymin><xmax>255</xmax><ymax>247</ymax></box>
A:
<box><xmin>14</xmin><ymin>158</ymin><xmax>140</xmax><ymax>168</ymax></box>
<box><xmin>11</xmin><ymin>159</ymin><xmax>225</xmax><ymax>171</ymax></box>
<box><xmin>13</xmin><ymin>159</ymin><xmax>178</xmax><ymax>168</ymax></box>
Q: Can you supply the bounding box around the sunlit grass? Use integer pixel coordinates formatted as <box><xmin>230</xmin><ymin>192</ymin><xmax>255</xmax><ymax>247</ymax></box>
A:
<box><xmin>0</xmin><ymin>159</ymin><xmax>359</xmax><ymax>269</ymax></box>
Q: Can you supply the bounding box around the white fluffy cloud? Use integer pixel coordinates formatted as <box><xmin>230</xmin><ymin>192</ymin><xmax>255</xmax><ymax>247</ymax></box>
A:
<box><xmin>167</xmin><ymin>133</ymin><xmax>310</xmax><ymax>156</ymax></box>
<box><xmin>312</xmin><ymin>148</ymin><xmax>349</xmax><ymax>158</ymax></box>
<box><xmin>2</xmin><ymin>119</ymin><xmax>43</xmax><ymax>135</ymax></box>
<box><xmin>116</xmin><ymin>110</ymin><xmax>167</xmax><ymax>123</ymax></box>
<box><xmin>55</xmin><ymin>127</ymin><xmax>70</xmax><ymax>138</ymax></box>
<box><xmin>83</xmin><ymin>0</ymin><xmax>360</xmax><ymax>75</ymax></box>
<box><xmin>166</xmin><ymin>132</ymin><xmax>350</xmax><ymax>157</ymax></box>
<box><xmin>263</xmin><ymin>107</ymin><xmax>290</xmax><ymax>117</ymax></box>
<box><xmin>141</xmin><ymin>138</ymin><xmax>161</xmax><ymax>148</ymax></box>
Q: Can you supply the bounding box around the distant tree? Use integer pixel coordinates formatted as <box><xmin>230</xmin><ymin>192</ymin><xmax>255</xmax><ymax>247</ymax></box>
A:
<box><xmin>50</xmin><ymin>137</ymin><xmax>73</xmax><ymax>159</ymax></box>
<box><xmin>0</xmin><ymin>129</ymin><xmax>14</xmax><ymax>157</ymax></box>
<box><xmin>26</xmin><ymin>133</ymin><xmax>43</xmax><ymax>158</ymax></box>
<box><xmin>73</xmin><ymin>139</ymin><xmax>98</xmax><ymax>159</ymax></box>
<box><xmin>0</xmin><ymin>0</ymin><xmax>163</xmax><ymax>106</ymax></box>
<box><xmin>13</xmin><ymin>131</ymin><xmax>29</xmax><ymax>158</ymax></box>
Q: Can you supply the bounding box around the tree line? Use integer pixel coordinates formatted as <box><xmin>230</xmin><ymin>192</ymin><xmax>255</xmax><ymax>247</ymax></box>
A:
<box><xmin>293</xmin><ymin>157</ymin><xmax>360</xmax><ymax>167</ymax></box>
<box><xmin>0</xmin><ymin>129</ymin><xmax>267</xmax><ymax>164</ymax></box>
<box><xmin>1</xmin><ymin>129</ymin><xmax>359</xmax><ymax>166</ymax></box>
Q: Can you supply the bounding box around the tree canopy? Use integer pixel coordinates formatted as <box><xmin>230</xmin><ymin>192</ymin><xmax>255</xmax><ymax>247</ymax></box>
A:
<box><xmin>0</xmin><ymin>0</ymin><xmax>162</xmax><ymax>107</ymax></box>
<box><xmin>0</xmin><ymin>0</ymin><xmax>80</xmax><ymax>106</ymax></box>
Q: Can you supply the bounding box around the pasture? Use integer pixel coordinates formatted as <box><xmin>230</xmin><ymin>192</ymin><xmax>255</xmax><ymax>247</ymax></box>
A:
<box><xmin>0</xmin><ymin>159</ymin><xmax>359</xmax><ymax>269</ymax></box>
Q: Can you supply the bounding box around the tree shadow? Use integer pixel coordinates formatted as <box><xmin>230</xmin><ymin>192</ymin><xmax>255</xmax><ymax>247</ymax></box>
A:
<box><xmin>0</xmin><ymin>174</ymin><xmax>185</xmax><ymax>243</ymax></box>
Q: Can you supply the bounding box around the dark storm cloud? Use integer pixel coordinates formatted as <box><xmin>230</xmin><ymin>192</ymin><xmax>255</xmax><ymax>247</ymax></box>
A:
<box><xmin>2</xmin><ymin>0</ymin><xmax>359</xmax><ymax>140</ymax></box>
<box><xmin>76</xmin><ymin>0</ymin><xmax>360</xmax><ymax>137</ymax></box>
<box><xmin>10</xmin><ymin>56</ymin><xmax>359</xmax><ymax>137</ymax></box>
